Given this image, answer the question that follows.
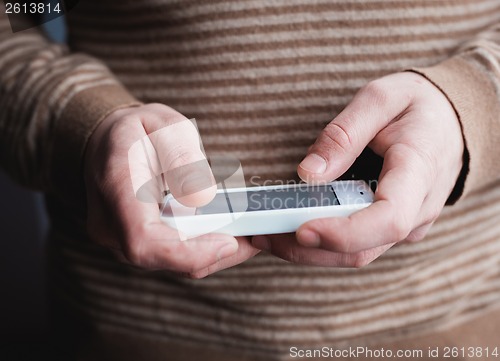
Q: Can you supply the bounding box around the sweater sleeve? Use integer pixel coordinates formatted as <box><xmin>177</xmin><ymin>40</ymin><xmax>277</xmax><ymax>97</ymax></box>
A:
<box><xmin>408</xmin><ymin>22</ymin><xmax>500</xmax><ymax>202</ymax></box>
<box><xmin>0</xmin><ymin>3</ymin><xmax>140</xmax><ymax>203</ymax></box>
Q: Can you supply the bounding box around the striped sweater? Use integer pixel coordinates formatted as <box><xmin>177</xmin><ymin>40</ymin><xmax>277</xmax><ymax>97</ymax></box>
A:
<box><xmin>1</xmin><ymin>1</ymin><xmax>500</xmax><ymax>360</ymax></box>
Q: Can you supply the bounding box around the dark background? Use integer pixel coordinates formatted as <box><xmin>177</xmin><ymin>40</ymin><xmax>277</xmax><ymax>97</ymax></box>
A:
<box><xmin>0</xmin><ymin>10</ymin><xmax>65</xmax><ymax>358</ymax></box>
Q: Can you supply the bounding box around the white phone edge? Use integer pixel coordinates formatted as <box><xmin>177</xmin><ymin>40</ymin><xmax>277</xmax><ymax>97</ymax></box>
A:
<box><xmin>160</xmin><ymin>180</ymin><xmax>374</xmax><ymax>238</ymax></box>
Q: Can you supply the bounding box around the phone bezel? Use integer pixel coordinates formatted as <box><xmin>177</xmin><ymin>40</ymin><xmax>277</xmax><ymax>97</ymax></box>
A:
<box><xmin>161</xmin><ymin>180</ymin><xmax>374</xmax><ymax>217</ymax></box>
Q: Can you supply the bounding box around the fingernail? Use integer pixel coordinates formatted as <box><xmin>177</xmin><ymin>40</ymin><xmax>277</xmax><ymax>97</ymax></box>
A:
<box><xmin>297</xmin><ymin>229</ymin><xmax>321</xmax><ymax>247</ymax></box>
<box><xmin>299</xmin><ymin>154</ymin><xmax>327</xmax><ymax>174</ymax></box>
<box><xmin>216</xmin><ymin>242</ymin><xmax>238</xmax><ymax>261</ymax></box>
<box><xmin>251</xmin><ymin>235</ymin><xmax>271</xmax><ymax>251</ymax></box>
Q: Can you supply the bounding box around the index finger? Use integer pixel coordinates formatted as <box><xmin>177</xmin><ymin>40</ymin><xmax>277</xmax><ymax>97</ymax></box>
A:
<box><xmin>297</xmin><ymin>143</ymin><xmax>428</xmax><ymax>253</ymax></box>
<box><xmin>129</xmin><ymin>109</ymin><xmax>216</xmax><ymax>208</ymax></box>
<box><xmin>120</xmin><ymin>118</ymin><xmax>238</xmax><ymax>271</ymax></box>
<box><xmin>298</xmin><ymin>75</ymin><xmax>415</xmax><ymax>183</ymax></box>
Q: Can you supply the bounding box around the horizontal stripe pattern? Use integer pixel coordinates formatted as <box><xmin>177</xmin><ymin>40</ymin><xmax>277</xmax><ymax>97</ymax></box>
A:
<box><xmin>52</xmin><ymin>187</ymin><xmax>500</xmax><ymax>352</ymax></box>
<box><xmin>0</xmin><ymin>20</ymin><xmax>123</xmax><ymax>190</ymax></box>
<box><xmin>68</xmin><ymin>0</ymin><xmax>500</xmax><ymax>29</ymax></box>
<box><xmin>35</xmin><ymin>0</ymin><xmax>500</xmax><ymax>358</ymax></box>
<box><xmin>69</xmin><ymin>4</ymin><xmax>500</xmax><ymax>41</ymax></box>
<box><xmin>65</xmin><ymin>1</ymin><xmax>500</xmax><ymax>187</ymax></box>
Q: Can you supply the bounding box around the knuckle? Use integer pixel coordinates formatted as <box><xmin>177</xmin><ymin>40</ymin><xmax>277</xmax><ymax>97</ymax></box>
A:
<box><xmin>166</xmin><ymin>147</ymin><xmax>199</xmax><ymax>170</ymax></box>
<box><xmin>321</xmin><ymin>122</ymin><xmax>353</xmax><ymax>154</ymax></box>
<box><xmin>361</xmin><ymin>80</ymin><xmax>390</xmax><ymax>107</ymax></box>
<box><xmin>174</xmin><ymin>148</ymin><xmax>196</xmax><ymax>165</ymax></box>
<box><xmin>108</xmin><ymin>114</ymin><xmax>138</xmax><ymax>138</ymax></box>
<box><xmin>144</xmin><ymin>103</ymin><xmax>165</xmax><ymax>111</ymax></box>
<box><xmin>153</xmin><ymin>105</ymin><xmax>187</xmax><ymax>126</ymax></box>
<box><xmin>387</xmin><ymin>206</ymin><xmax>412</xmax><ymax>242</ymax></box>
<box><xmin>120</xmin><ymin>113</ymin><xmax>139</xmax><ymax>124</ymax></box>
<box><xmin>118</xmin><ymin>114</ymin><xmax>139</xmax><ymax>129</ymax></box>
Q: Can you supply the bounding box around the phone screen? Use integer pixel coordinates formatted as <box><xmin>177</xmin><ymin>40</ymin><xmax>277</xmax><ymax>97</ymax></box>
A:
<box><xmin>195</xmin><ymin>185</ymin><xmax>340</xmax><ymax>215</ymax></box>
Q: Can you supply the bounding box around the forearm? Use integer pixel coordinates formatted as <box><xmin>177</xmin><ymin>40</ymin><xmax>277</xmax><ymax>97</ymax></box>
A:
<box><xmin>0</xmin><ymin>3</ymin><xmax>139</xmax><ymax>202</ymax></box>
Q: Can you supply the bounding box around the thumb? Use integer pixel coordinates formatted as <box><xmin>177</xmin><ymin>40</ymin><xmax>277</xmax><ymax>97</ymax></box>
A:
<box><xmin>297</xmin><ymin>77</ymin><xmax>413</xmax><ymax>182</ymax></box>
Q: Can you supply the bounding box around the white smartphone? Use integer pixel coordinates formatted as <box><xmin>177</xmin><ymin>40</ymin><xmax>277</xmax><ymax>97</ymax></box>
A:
<box><xmin>160</xmin><ymin>180</ymin><xmax>374</xmax><ymax>238</ymax></box>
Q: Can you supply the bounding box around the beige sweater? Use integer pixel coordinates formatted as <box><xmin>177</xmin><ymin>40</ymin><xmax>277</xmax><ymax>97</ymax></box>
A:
<box><xmin>1</xmin><ymin>1</ymin><xmax>500</xmax><ymax>360</ymax></box>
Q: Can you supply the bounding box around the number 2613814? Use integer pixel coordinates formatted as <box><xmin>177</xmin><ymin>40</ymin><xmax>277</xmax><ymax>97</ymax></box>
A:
<box><xmin>5</xmin><ymin>2</ymin><xmax>62</xmax><ymax>14</ymax></box>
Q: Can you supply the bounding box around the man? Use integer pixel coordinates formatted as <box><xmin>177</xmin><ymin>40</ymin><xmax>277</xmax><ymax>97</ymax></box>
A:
<box><xmin>1</xmin><ymin>1</ymin><xmax>500</xmax><ymax>360</ymax></box>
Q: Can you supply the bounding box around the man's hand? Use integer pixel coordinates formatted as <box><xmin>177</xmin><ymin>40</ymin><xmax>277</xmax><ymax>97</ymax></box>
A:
<box><xmin>252</xmin><ymin>72</ymin><xmax>464</xmax><ymax>267</ymax></box>
<box><xmin>84</xmin><ymin>103</ymin><xmax>259</xmax><ymax>278</ymax></box>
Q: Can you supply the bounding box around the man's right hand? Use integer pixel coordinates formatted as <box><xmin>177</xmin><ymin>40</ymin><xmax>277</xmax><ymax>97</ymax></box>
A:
<box><xmin>84</xmin><ymin>103</ymin><xmax>259</xmax><ymax>278</ymax></box>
